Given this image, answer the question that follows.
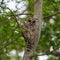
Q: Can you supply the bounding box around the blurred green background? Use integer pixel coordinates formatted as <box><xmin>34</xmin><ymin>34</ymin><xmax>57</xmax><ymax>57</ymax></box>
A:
<box><xmin>0</xmin><ymin>0</ymin><xmax>60</xmax><ymax>60</ymax></box>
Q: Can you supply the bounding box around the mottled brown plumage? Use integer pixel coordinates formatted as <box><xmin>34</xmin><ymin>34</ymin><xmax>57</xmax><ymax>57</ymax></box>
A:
<box><xmin>22</xmin><ymin>18</ymin><xmax>38</xmax><ymax>51</ymax></box>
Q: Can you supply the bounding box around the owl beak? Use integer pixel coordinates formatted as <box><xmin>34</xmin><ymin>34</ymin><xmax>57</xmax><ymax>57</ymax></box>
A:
<box><xmin>30</xmin><ymin>23</ymin><xmax>34</xmax><ymax>26</ymax></box>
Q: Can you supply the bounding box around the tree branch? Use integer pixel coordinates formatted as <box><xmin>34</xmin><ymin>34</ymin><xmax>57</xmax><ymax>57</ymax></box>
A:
<box><xmin>36</xmin><ymin>51</ymin><xmax>60</xmax><ymax>57</ymax></box>
<box><xmin>23</xmin><ymin>0</ymin><xmax>43</xmax><ymax>60</ymax></box>
<box><xmin>15</xmin><ymin>11</ymin><xmax>60</xmax><ymax>18</ymax></box>
<box><xmin>6</xmin><ymin>7</ymin><xmax>21</xmax><ymax>28</ymax></box>
<box><xmin>0</xmin><ymin>0</ymin><xmax>38</xmax><ymax>26</ymax></box>
<box><xmin>0</xmin><ymin>11</ymin><xmax>60</xmax><ymax>26</ymax></box>
<box><xmin>43</xmin><ymin>11</ymin><xmax>60</xmax><ymax>19</ymax></box>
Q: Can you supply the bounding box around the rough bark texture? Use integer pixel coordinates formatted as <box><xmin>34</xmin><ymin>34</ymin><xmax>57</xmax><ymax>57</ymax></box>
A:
<box><xmin>23</xmin><ymin>0</ymin><xmax>43</xmax><ymax>60</ymax></box>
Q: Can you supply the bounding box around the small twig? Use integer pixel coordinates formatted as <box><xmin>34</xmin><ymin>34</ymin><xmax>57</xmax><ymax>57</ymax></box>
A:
<box><xmin>35</xmin><ymin>51</ymin><xmax>60</xmax><ymax>57</ymax></box>
<box><xmin>0</xmin><ymin>11</ymin><xmax>60</xmax><ymax>26</ymax></box>
<box><xmin>15</xmin><ymin>13</ymin><xmax>33</xmax><ymax>16</ymax></box>
<box><xmin>43</xmin><ymin>11</ymin><xmax>60</xmax><ymax>19</ymax></box>
<box><xmin>15</xmin><ymin>11</ymin><xmax>60</xmax><ymax>18</ymax></box>
<box><xmin>7</xmin><ymin>7</ymin><xmax>21</xmax><ymax>28</ymax></box>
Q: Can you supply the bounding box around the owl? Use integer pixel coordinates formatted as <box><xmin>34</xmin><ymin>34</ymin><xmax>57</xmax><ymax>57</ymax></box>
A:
<box><xmin>22</xmin><ymin>17</ymin><xmax>38</xmax><ymax>51</ymax></box>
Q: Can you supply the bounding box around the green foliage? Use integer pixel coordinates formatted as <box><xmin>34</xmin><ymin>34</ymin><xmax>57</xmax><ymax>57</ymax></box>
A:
<box><xmin>28</xmin><ymin>0</ymin><xmax>34</xmax><ymax>17</ymax></box>
<box><xmin>0</xmin><ymin>0</ymin><xmax>60</xmax><ymax>60</ymax></box>
<box><xmin>33</xmin><ymin>55</ymin><xmax>38</xmax><ymax>60</ymax></box>
<box><xmin>48</xmin><ymin>56</ymin><xmax>59</xmax><ymax>60</ymax></box>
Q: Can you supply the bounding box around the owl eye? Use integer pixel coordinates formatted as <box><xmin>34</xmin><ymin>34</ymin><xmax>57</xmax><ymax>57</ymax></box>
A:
<box><xmin>28</xmin><ymin>20</ymin><xmax>31</xmax><ymax>22</ymax></box>
<box><xmin>33</xmin><ymin>21</ymin><xmax>35</xmax><ymax>23</ymax></box>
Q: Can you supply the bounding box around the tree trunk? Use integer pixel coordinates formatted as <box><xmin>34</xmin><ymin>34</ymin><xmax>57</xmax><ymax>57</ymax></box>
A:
<box><xmin>23</xmin><ymin>0</ymin><xmax>43</xmax><ymax>60</ymax></box>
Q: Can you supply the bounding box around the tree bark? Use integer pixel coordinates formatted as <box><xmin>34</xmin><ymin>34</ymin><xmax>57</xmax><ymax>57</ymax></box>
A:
<box><xmin>23</xmin><ymin>0</ymin><xmax>43</xmax><ymax>60</ymax></box>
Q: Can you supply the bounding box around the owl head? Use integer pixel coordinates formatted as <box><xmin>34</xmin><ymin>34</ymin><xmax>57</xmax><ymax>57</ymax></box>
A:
<box><xmin>25</xmin><ymin>17</ymin><xmax>38</xmax><ymax>26</ymax></box>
